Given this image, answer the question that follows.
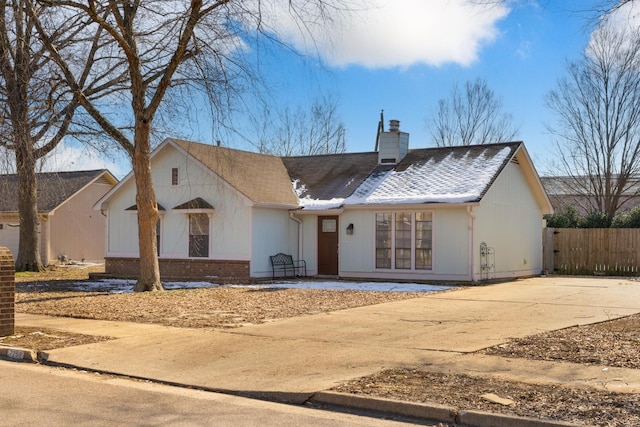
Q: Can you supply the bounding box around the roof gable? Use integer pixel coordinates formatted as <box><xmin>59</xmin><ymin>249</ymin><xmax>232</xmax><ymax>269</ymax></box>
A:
<box><xmin>0</xmin><ymin>170</ymin><xmax>117</xmax><ymax>213</ymax></box>
<box><xmin>170</xmin><ymin>139</ymin><xmax>299</xmax><ymax>207</ymax></box>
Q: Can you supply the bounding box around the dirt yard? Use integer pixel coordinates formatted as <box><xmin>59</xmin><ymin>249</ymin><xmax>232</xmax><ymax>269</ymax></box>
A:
<box><xmin>4</xmin><ymin>265</ymin><xmax>640</xmax><ymax>426</ymax></box>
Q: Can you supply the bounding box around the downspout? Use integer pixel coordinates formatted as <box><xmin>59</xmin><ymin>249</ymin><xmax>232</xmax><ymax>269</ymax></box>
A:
<box><xmin>289</xmin><ymin>211</ymin><xmax>303</xmax><ymax>262</ymax></box>
<box><xmin>467</xmin><ymin>206</ymin><xmax>475</xmax><ymax>282</ymax></box>
<box><xmin>101</xmin><ymin>209</ymin><xmax>108</xmax><ymax>261</ymax></box>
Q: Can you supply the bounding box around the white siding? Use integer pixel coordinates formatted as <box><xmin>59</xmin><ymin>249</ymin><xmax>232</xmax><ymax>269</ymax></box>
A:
<box><xmin>300</xmin><ymin>207</ymin><xmax>472</xmax><ymax>281</ymax></box>
<box><xmin>105</xmin><ymin>145</ymin><xmax>253</xmax><ymax>260</ymax></box>
<box><xmin>432</xmin><ymin>207</ymin><xmax>470</xmax><ymax>276</ymax></box>
<box><xmin>473</xmin><ymin>161</ymin><xmax>544</xmax><ymax>279</ymax></box>
<box><xmin>300</xmin><ymin>215</ymin><xmax>318</xmax><ymax>275</ymax></box>
<box><xmin>251</xmin><ymin>208</ymin><xmax>298</xmax><ymax>277</ymax></box>
<box><xmin>340</xmin><ymin>210</ymin><xmax>375</xmax><ymax>272</ymax></box>
<box><xmin>0</xmin><ymin>215</ymin><xmax>20</xmax><ymax>261</ymax></box>
<box><xmin>0</xmin><ymin>214</ymin><xmax>48</xmax><ymax>264</ymax></box>
<box><xmin>104</xmin><ymin>177</ymin><xmax>139</xmax><ymax>256</ymax></box>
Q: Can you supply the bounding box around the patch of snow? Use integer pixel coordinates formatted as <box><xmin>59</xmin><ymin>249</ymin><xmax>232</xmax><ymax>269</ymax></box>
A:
<box><xmin>49</xmin><ymin>278</ymin><xmax>450</xmax><ymax>293</ymax></box>
<box><xmin>292</xmin><ymin>179</ymin><xmax>307</xmax><ymax>197</ymax></box>
<box><xmin>59</xmin><ymin>279</ymin><xmax>221</xmax><ymax>293</ymax></box>
<box><xmin>346</xmin><ymin>148</ymin><xmax>511</xmax><ymax>205</ymax></box>
<box><xmin>345</xmin><ymin>168</ymin><xmax>392</xmax><ymax>204</ymax></box>
<box><xmin>245</xmin><ymin>281</ymin><xmax>451</xmax><ymax>292</ymax></box>
<box><xmin>299</xmin><ymin>197</ymin><xmax>345</xmax><ymax>210</ymax></box>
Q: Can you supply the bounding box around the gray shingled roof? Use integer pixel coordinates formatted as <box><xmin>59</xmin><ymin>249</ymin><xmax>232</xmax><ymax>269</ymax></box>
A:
<box><xmin>0</xmin><ymin>170</ymin><xmax>114</xmax><ymax>213</ymax></box>
<box><xmin>282</xmin><ymin>152</ymin><xmax>382</xmax><ymax>200</ymax></box>
<box><xmin>285</xmin><ymin>142</ymin><xmax>521</xmax><ymax>207</ymax></box>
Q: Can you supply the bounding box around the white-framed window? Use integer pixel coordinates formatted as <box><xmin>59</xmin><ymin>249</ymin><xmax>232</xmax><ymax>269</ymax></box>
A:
<box><xmin>189</xmin><ymin>213</ymin><xmax>209</xmax><ymax>257</ymax></box>
<box><xmin>375</xmin><ymin>213</ymin><xmax>391</xmax><ymax>268</ymax></box>
<box><xmin>375</xmin><ymin>211</ymin><xmax>432</xmax><ymax>270</ymax></box>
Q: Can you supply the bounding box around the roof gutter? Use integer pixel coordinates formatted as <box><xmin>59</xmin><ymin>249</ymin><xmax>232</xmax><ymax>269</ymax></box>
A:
<box><xmin>253</xmin><ymin>202</ymin><xmax>301</xmax><ymax>209</ymax></box>
<box><xmin>345</xmin><ymin>201</ymin><xmax>481</xmax><ymax>210</ymax></box>
<box><xmin>294</xmin><ymin>207</ymin><xmax>345</xmax><ymax>215</ymax></box>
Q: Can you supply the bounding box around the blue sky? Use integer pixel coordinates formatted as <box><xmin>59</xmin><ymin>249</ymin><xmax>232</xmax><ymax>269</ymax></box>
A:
<box><xmin>43</xmin><ymin>0</ymin><xmax>633</xmax><ymax>178</ymax></box>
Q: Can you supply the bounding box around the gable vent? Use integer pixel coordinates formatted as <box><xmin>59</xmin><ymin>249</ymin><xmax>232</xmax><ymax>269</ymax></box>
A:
<box><xmin>95</xmin><ymin>176</ymin><xmax>113</xmax><ymax>185</ymax></box>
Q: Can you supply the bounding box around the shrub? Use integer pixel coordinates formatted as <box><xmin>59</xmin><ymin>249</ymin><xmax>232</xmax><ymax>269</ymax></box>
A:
<box><xmin>544</xmin><ymin>206</ymin><xmax>582</xmax><ymax>228</ymax></box>
<box><xmin>612</xmin><ymin>207</ymin><xmax>640</xmax><ymax>228</ymax></box>
<box><xmin>579</xmin><ymin>211</ymin><xmax>612</xmax><ymax>228</ymax></box>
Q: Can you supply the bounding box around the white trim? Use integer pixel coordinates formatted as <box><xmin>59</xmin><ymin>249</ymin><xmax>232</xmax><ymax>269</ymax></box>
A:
<box><xmin>254</xmin><ymin>202</ymin><xmax>300</xmax><ymax>209</ymax></box>
<box><xmin>296</xmin><ymin>208</ymin><xmax>345</xmax><ymax>215</ymax></box>
<box><xmin>347</xmin><ymin>202</ymin><xmax>480</xmax><ymax>211</ymax></box>
<box><xmin>339</xmin><ymin>271</ymin><xmax>469</xmax><ymax>282</ymax></box>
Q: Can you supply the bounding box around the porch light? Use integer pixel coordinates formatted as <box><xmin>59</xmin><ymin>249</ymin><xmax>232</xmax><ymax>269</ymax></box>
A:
<box><xmin>346</xmin><ymin>223</ymin><xmax>354</xmax><ymax>235</ymax></box>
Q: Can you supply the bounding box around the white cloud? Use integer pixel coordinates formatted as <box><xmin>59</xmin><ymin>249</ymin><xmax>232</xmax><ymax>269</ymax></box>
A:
<box><xmin>264</xmin><ymin>0</ymin><xmax>510</xmax><ymax>68</ymax></box>
<box><xmin>602</xmin><ymin>1</ymin><xmax>640</xmax><ymax>32</ymax></box>
<box><xmin>39</xmin><ymin>141</ymin><xmax>129</xmax><ymax>178</ymax></box>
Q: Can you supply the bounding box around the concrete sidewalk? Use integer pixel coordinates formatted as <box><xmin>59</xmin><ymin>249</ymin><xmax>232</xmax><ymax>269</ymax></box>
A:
<box><xmin>14</xmin><ymin>276</ymin><xmax>640</xmax><ymax>421</ymax></box>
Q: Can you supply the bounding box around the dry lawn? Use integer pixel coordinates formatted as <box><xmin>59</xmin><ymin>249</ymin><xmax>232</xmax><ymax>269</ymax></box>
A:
<box><xmin>4</xmin><ymin>265</ymin><xmax>640</xmax><ymax>426</ymax></box>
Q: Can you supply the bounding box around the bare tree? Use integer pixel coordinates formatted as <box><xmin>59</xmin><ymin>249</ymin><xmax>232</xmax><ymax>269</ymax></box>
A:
<box><xmin>426</xmin><ymin>78</ymin><xmax>518</xmax><ymax>147</ymax></box>
<box><xmin>547</xmin><ymin>25</ymin><xmax>640</xmax><ymax>218</ymax></box>
<box><xmin>0</xmin><ymin>1</ymin><xmax>115</xmax><ymax>271</ymax></box>
<box><xmin>256</xmin><ymin>95</ymin><xmax>346</xmax><ymax>156</ymax></box>
<box><xmin>33</xmin><ymin>0</ymin><xmax>354</xmax><ymax>291</ymax></box>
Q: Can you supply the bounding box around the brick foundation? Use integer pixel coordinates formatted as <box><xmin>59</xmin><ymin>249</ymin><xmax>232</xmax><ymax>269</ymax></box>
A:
<box><xmin>105</xmin><ymin>257</ymin><xmax>251</xmax><ymax>282</ymax></box>
<box><xmin>0</xmin><ymin>247</ymin><xmax>15</xmax><ymax>336</ymax></box>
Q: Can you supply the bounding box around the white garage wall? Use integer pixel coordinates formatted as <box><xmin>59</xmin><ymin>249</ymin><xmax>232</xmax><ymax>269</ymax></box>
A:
<box><xmin>473</xmin><ymin>160</ymin><xmax>544</xmax><ymax>279</ymax></box>
<box><xmin>0</xmin><ymin>215</ymin><xmax>20</xmax><ymax>261</ymax></box>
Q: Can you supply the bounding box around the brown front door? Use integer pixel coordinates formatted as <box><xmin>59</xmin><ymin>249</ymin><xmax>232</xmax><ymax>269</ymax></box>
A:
<box><xmin>317</xmin><ymin>216</ymin><xmax>339</xmax><ymax>275</ymax></box>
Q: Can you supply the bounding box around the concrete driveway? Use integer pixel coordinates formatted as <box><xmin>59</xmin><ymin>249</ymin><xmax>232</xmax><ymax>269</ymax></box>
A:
<box><xmin>16</xmin><ymin>276</ymin><xmax>640</xmax><ymax>400</ymax></box>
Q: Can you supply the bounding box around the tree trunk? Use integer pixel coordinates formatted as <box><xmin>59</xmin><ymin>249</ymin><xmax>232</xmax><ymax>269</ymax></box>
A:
<box><xmin>132</xmin><ymin>121</ymin><xmax>163</xmax><ymax>292</ymax></box>
<box><xmin>14</xmin><ymin>141</ymin><xmax>43</xmax><ymax>272</ymax></box>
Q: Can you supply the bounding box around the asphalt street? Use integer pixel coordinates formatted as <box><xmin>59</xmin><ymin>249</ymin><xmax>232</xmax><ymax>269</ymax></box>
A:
<box><xmin>0</xmin><ymin>361</ymin><xmax>436</xmax><ymax>426</ymax></box>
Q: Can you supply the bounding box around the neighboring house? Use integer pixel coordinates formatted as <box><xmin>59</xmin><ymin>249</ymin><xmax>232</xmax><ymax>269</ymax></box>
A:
<box><xmin>0</xmin><ymin>170</ymin><xmax>118</xmax><ymax>265</ymax></box>
<box><xmin>541</xmin><ymin>175</ymin><xmax>640</xmax><ymax>215</ymax></box>
<box><xmin>95</xmin><ymin>120</ymin><xmax>552</xmax><ymax>282</ymax></box>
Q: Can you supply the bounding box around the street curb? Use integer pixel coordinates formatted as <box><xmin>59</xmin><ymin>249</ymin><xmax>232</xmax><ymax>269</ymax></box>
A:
<box><xmin>0</xmin><ymin>345</ymin><xmax>581</xmax><ymax>427</ymax></box>
<box><xmin>309</xmin><ymin>391</ymin><xmax>457</xmax><ymax>423</ymax></box>
<box><xmin>311</xmin><ymin>392</ymin><xmax>580</xmax><ymax>427</ymax></box>
<box><xmin>311</xmin><ymin>391</ymin><xmax>457</xmax><ymax>423</ymax></box>
<box><xmin>0</xmin><ymin>346</ymin><xmax>40</xmax><ymax>363</ymax></box>
<box><xmin>458</xmin><ymin>410</ymin><xmax>580</xmax><ymax>427</ymax></box>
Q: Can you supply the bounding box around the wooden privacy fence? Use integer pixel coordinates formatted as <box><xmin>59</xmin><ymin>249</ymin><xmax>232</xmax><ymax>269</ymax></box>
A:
<box><xmin>544</xmin><ymin>228</ymin><xmax>640</xmax><ymax>276</ymax></box>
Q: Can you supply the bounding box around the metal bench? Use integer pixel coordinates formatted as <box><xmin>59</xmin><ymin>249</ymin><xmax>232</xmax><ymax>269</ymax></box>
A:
<box><xmin>269</xmin><ymin>253</ymin><xmax>306</xmax><ymax>278</ymax></box>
